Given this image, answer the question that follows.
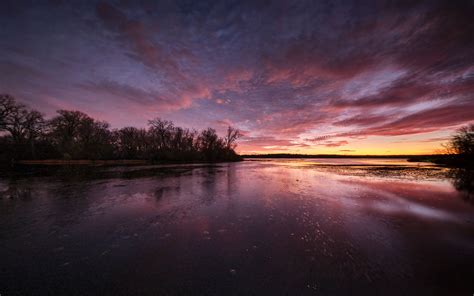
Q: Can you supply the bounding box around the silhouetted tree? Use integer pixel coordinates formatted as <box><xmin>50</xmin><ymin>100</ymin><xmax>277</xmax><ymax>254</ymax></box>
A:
<box><xmin>148</xmin><ymin>118</ymin><xmax>174</xmax><ymax>153</ymax></box>
<box><xmin>77</xmin><ymin>120</ymin><xmax>114</xmax><ymax>159</ymax></box>
<box><xmin>450</xmin><ymin>124</ymin><xmax>474</xmax><ymax>156</ymax></box>
<box><xmin>48</xmin><ymin>110</ymin><xmax>114</xmax><ymax>159</ymax></box>
<box><xmin>48</xmin><ymin>110</ymin><xmax>91</xmax><ymax>159</ymax></box>
<box><xmin>114</xmin><ymin>127</ymin><xmax>148</xmax><ymax>159</ymax></box>
<box><xmin>198</xmin><ymin>128</ymin><xmax>223</xmax><ymax>161</ymax></box>
<box><xmin>168</xmin><ymin>127</ymin><xmax>199</xmax><ymax>160</ymax></box>
<box><xmin>0</xmin><ymin>94</ymin><xmax>45</xmax><ymax>159</ymax></box>
<box><xmin>1</xmin><ymin>94</ymin><xmax>19</xmax><ymax>130</ymax></box>
<box><xmin>223</xmin><ymin>126</ymin><xmax>240</xmax><ymax>149</ymax></box>
<box><xmin>21</xmin><ymin>110</ymin><xmax>45</xmax><ymax>158</ymax></box>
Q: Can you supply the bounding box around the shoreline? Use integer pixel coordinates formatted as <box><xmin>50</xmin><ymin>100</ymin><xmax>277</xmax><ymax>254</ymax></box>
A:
<box><xmin>407</xmin><ymin>155</ymin><xmax>474</xmax><ymax>169</ymax></box>
<box><xmin>1</xmin><ymin>155</ymin><xmax>471</xmax><ymax>169</ymax></box>
<box><xmin>1</xmin><ymin>158</ymin><xmax>242</xmax><ymax>168</ymax></box>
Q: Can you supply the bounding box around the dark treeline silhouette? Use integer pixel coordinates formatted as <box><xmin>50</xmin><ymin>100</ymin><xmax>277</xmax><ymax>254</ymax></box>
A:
<box><xmin>0</xmin><ymin>94</ymin><xmax>242</xmax><ymax>163</ymax></box>
<box><xmin>408</xmin><ymin>124</ymin><xmax>474</xmax><ymax>168</ymax></box>
<box><xmin>448</xmin><ymin>124</ymin><xmax>474</xmax><ymax>157</ymax></box>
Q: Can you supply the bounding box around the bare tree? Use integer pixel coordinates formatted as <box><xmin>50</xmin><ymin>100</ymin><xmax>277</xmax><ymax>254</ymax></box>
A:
<box><xmin>22</xmin><ymin>110</ymin><xmax>45</xmax><ymax>158</ymax></box>
<box><xmin>0</xmin><ymin>94</ymin><xmax>21</xmax><ymax>131</ymax></box>
<box><xmin>49</xmin><ymin>110</ymin><xmax>91</xmax><ymax>158</ymax></box>
<box><xmin>198</xmin><ymin>128</ymin><xmax>224</xmax><ymax>160</ymax></box>
<box><xmin>223</xmin><ymin>126</ymin><xmax>242</xmax><ymax>150</ymax></box>
<box><xmin>0</xmin><ymin>95</ymin><xmax>45</xmax><ymax>158</ymax></box>
<box><xmin>0</xmin><ymin>95</ymin><xmax>46</xmax><ymax>160</ymax></box>
<box><xmin>450</xmin><ymin>124</ymin><xmax>474</xmax><ymax>156</ymax></box>
<box><xmin>48</xmin><ymin>110</ymin><xmax>114</xmax><ymax>159</ymax></box>
<box><xmin>148</xmin><ymin>118</ymin><xmax>174</xmax><ymax>151</ymax></box>
<box><xmin>115</xmin><ymin>127</ymin><xmax>148</xmax><ymax>159</ymax></box>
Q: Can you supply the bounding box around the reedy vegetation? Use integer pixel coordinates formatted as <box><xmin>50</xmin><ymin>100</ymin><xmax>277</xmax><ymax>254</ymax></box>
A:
<box><xmin>0</xmin><ymin>94</ymin><xmax>241</xmax><ymax>162</ymax></box>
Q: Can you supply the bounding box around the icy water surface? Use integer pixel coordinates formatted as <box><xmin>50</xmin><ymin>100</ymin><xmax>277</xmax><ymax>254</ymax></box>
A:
<box><xmin>0</xmin><ymin>159</ymin><xmax>473</xmax><ymax>295</ymax></box>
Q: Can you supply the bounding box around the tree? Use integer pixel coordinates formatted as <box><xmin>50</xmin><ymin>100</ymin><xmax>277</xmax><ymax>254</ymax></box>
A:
<box><xmin>450</xmin><ymin>124</ymin><xmax>474</xmax><ymax>156</ymax></box>
<box><xmin>0</xmin><ymin>94</ymin><xmax>20</xmax><ymax>131</ymax></box>
<box><xmin>0</xmin><ymin>94</ymin><xmax>45</xmax><ymax>158</ymax></box>
<box><xmin>435</xmin><ymin>124</ymin><xmax>474</xmax><ymax>168</ymax></box>
<box><xmin>77</xmin><ymin>120</ymin><xmax>114</xmax><ymax>159</ymax></box>
<box><xmin>48</xmin><ymin>110</ymin><xmax>114</xmax><ymax>159</ymax></box>
<box><xmin>224</xmin><ymin>126</ymin><xmax>242</xmax><ymax>150</ymax></box>
<box><xmin>198</xmin><ymin>128</ymin><xmax>224</xmax><ymax>161</ymax></box>
<box><xmin>148</xmin><ymin>118</ymin><xmax>174</xmax><ymax>151</ymax></box>
<box><xmin>115</xmin><ymin>127</ymin><xmax>148</xmax><ymax>159</ymax></box>
<box><xmin>21</xmin><ymin>110</ymin><xmax>45</xmax><ymax>158</ymax></box>
<box><xmin>49</xmin><ymin>110</ymin><xmax>91</xmax><ymax>158</ymax></box>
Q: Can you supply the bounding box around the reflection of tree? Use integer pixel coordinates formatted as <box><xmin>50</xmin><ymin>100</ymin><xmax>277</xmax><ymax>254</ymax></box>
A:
<box><xmin>449</xmin><ymin>169</ymin><xmax>474</xmax><ymax>204</ymax></box>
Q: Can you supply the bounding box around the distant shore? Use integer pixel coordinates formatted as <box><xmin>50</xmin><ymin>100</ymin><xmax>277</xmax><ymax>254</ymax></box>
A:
<box><xmin>1</xmin><ymin>158</ymin><xmax>243</xmax><ymax>168</ymax></box>
<box><xmin>406</xmin><ymin>155</ymin><xmax>473</xmax><ymax>168</ymax></box>
<box><xmin>242</xmin><ymin>153</ymin><xmax>440</xmax><ymax>159</ymax></box>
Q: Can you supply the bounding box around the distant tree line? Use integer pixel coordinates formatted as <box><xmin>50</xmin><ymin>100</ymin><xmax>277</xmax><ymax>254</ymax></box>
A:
<box><xmin>0</xmin><ymin>94</ymin><xmax>242</xmax><ymax>163</ymax></box>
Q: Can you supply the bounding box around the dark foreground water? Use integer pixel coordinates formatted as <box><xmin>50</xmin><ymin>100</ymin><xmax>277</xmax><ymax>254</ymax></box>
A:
<box><xmin>0</xmin><ymin>159</ymin><xmax>473</xmax><ymax>295</ymax></box>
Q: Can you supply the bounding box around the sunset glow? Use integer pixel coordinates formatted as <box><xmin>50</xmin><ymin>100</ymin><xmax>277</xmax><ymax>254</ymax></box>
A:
<box><xmin>1</xmin><ymin>1</ymin><xmax>473</xmax><ymax>155</ymax></box>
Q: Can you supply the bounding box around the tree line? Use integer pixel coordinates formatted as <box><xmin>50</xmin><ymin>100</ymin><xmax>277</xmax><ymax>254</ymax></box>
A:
<box><xmin>0</xmin><ymin>94</ymin><xmax>242</xmax><ymax>163</ymax></box>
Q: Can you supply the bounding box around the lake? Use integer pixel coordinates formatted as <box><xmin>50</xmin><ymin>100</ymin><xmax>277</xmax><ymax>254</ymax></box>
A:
<box><xmin>0</xmin><ymin>159</ymin><xmax>473</xmax><ymax>295</ymax></box>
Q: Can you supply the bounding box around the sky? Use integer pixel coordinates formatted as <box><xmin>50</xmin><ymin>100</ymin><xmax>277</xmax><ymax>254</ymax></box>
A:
<box><xmin>1</xmin><ymin>0</ymin><xmax>473</xmax><ymax>155</ymax></box>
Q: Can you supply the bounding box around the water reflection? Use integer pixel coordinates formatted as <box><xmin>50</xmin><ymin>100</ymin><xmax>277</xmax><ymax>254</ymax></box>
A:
<box><xmin>449</xmin><ymin>169</ymin><xmax>474</xmax><ymax>204</ymax></box>
<box><xmin>0</xmin><ymin>160</ymin><xmax>473</xmax><ymax>295</ymax></box>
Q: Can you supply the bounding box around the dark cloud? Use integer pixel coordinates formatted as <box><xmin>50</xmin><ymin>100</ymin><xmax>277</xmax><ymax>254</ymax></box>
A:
<box><xmin>96</xmin><ymin>2</ymin><xmax>182</xmax><ymax>73</ymax></box>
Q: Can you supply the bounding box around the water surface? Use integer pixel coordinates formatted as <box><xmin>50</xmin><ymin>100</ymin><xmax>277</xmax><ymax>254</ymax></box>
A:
<box><xmin>1</xmin><ymin>159</ymin><xmax>473</xmax><ymax>295</ymax></box>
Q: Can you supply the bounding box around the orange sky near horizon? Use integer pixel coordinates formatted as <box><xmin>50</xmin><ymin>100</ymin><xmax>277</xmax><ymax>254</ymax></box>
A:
<box><xmin>235</xmin><ymin>130</ymin><xmax>454</xmax><ymax>155</ymax></box>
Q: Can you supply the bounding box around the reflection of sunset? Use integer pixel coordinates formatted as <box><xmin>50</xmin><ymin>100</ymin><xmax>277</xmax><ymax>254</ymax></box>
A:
<box><xmin>1</xmin><ymin>159</ymin><xmax>473</xmax><ymax>294</ymax></box>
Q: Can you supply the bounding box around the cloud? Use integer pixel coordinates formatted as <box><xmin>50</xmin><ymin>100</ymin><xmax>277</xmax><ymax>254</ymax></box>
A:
<box><xmin>334</xmin><ymin>114</ymin><xmax>391</xmax><ymax>127</ymax></box>
<box><xmin>419</xmin><ymin>137</ymin><xmax>451</xmax><ymax>143</ymax></box>
<box><xmin>79</xmin><ymin>80</ymin><xmax>208</xmax><ymax>111</ymax></box>
<box><xmin>305</xmin><ymin>138</ymin><xmax>349</xmax><ymax>147</ymax></box>
<box><xmin>1</xmin><ymin>0</ymin><xmax>474</xmax><ymax>153</ymax></box>
<box><xmin>322</xmin><ymin>140</ymin><xmax>349</xmax><ymax>147</ymax></box>
<box><xmin>215</xmin><ymin>118</ymin><xmax>233</xmax><ymax>127</ymax></box>
<box><xmin>96</xmin><ymin>2</ymin><xmax>180</xmax><ymax>72</ymax></box>
<box><xmin>339</xmin><ymin>101</ymin><xmax>474</xmax><ymax>138</ymax></box>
